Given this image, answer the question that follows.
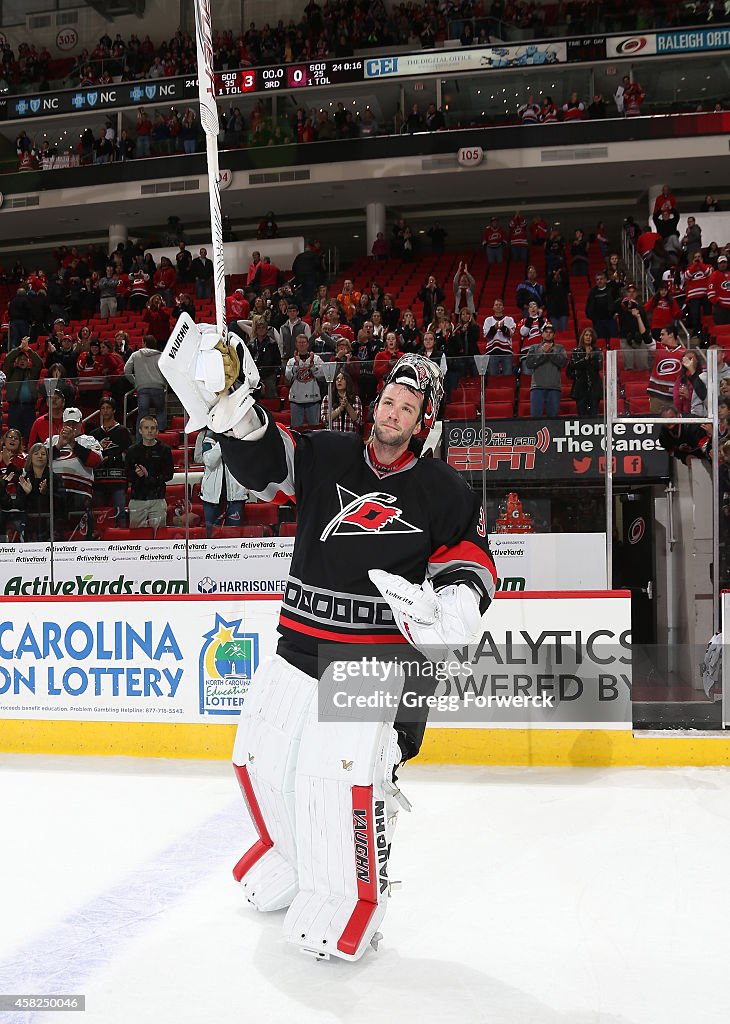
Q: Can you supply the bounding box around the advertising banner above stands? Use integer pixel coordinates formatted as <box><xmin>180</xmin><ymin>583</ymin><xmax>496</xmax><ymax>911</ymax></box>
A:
<box><xmin>364</xmin><ymin>41</ymin><xmax>566</xmax><ymax>79</ymax></box>
<box><xmin>0</xmin><ymin>594</ymin><xmax>631</xmax><ymax>727</ymax></box>
<box><xmin>446</xmin><ymin>418</ymin><xmax>671</xmax><ymax>482</ymax></box>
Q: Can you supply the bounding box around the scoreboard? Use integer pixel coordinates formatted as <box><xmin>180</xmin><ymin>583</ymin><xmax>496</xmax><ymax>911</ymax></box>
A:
<box><xmin>215</xmin><ymin>60</ymin><xmax>365</xmax><ymax>97</ymax></box>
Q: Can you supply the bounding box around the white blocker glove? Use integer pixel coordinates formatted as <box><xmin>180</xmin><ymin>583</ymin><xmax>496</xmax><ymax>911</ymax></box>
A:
<box><xmin>369</xmin><ymin>569</ymin><xmax>484</xmax><ymax>652</ymax></box>
<box><xmin>159</xmin><ymin>313</ymin><xmax>262</xmax><ymax>436</ymax></box>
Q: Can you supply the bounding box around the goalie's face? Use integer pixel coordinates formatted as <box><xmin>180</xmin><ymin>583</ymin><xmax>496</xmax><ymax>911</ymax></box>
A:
<box><xmin>373</xmin><ymin>383</ymin><xmax>423</xmax><ymax>451</ymax></box>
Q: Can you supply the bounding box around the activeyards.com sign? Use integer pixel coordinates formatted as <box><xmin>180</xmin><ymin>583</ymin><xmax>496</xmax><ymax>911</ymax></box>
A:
<box><xmin>0</xmin><ymin>533</ymin><xmax>606</xmax><ymax>597</ymax></box>
<box><xmin>446</xmin><ymin>418</ymin><xmax>671</xmax><ymax>482</ymax></box>
<box><xmin>0</xmin><ymin>593</ymin><xmax>631</xmax><ymax>727</ymax></box>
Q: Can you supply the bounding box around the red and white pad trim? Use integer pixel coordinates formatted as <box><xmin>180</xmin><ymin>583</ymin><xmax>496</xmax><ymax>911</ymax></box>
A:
<box><xmin>283</xmin><ymin>713</ymin><xmax>402</xmax><ymax>961</ymax></box>
<box><xmin>231</xmin><ymin>655</ymin><xmax>318</xmax><ymax>912</ymax></box>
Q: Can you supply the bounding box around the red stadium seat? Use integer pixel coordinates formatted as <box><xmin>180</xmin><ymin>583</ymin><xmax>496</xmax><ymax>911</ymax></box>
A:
<box><xmin>279</xmin><ymin>522</ymin><xmax>297</xmax><ymax>536</ymax></box>
<box><xmin>244</xmin><ymin>502</ymin><xmax>279</xmax><ymax>528</ymax></box>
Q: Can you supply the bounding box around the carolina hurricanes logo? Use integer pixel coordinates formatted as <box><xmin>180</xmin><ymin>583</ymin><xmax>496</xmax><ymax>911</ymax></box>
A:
<box><xmin>320</xmin><ymin>484</ymin><xmax>423</xmax><ymax>540</ymax></box>
<box><xmin>656</xmin><ymin>357</ymin><xmax>682</xmax><ymax>377</ymax></box>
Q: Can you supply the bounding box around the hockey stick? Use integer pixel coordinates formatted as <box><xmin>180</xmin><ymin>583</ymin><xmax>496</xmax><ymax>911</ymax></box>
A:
<box><xmin>194</xmin><ymin>0</ymin><xmax>227</xmax><ymax>340</ymax></box>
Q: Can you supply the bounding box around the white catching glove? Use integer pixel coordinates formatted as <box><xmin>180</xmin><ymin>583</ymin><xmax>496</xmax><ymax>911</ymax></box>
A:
<box><xmin>369</xmin><ymin>569</ymin><xmax>484</xmax><ymax>652</ymax></box>
<box><xmin>159</xmin><ymin>313</ymin><xmax>262</xmax><ymax>436</ymax></box>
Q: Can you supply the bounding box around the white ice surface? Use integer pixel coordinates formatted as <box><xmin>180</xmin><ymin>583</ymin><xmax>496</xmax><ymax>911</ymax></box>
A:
<box><xmin>1</xmin><ymin>755</ymin><xmax>730</xmax><ymax>1024</ymax></box>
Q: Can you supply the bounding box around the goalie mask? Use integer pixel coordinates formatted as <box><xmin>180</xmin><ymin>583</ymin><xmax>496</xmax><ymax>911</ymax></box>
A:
<box><xmin>379</xmin><ymin>353</ymin><xmax>444</xmax><ymax>431</ymax></box>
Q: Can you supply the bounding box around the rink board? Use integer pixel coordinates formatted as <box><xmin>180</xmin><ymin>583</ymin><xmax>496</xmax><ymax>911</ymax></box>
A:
<box><xmin>0</xmin><ymin>592</ymin><xmax>728</xmax><ymax>766</ymax></box>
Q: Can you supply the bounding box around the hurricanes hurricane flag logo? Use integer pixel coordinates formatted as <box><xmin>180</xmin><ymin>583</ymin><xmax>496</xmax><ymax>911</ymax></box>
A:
<box><xmin>320</xmin><ymin>484</ymin><xmax>422</xmax><ymax>540</ymax></box>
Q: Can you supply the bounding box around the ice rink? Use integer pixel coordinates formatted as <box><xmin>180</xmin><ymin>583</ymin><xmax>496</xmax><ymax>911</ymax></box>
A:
<box><xmin>2</xmin><ymin>753</ymin><xmax>730</xmax><ymax>1024</ymax></box>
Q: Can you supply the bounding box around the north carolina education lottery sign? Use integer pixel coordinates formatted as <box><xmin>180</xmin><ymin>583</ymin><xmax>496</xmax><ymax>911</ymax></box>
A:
<box><xmin>0</xmin><ymin>594</ymin><xmax>631</xmax><ymax>728</ymax></box>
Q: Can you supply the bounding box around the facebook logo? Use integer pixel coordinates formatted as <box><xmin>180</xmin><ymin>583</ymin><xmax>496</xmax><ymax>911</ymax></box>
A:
<box><xmin>366</xmin><ymin>57</ymin><xmax>399</xmax><ymax>77</ymax></box>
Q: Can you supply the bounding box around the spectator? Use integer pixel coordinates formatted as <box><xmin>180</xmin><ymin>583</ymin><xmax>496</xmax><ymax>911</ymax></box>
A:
<box><xmin>587</xmin><ymin>94</ymin><xmax>606</xmax><ymax>119</ymax></box>
<box><xmin>257</xmin><ymin>210</ymin><xmax>278</xmax><ymax>239</ymax></box>
<box><xmin>525</xmin><ymin>324</ymin><xmax>567</xmax><ymax>417</ymax></box>
<box><xmin>398</xmin><ymin>309</ymin><xmax>422</xmax><ymax>353</ymax></box>
<box><xmin>153</xmin><ymin>256</ymin><xmax>176</xmax><ymax>308</ymax></box>
<box><xmin>19</xmin><ymin>443</ymin><xmax>65</xmax><ymax>542</ymax></box>
<box><xmin>337</xmin><ymin>279</ymin><xmax>361</xmax><ymax>322</ymax></box>
<box><xmin>258</xmin><ymin>256</ymin><xmax>280</xmax><ymax>291</ymax></box>
<box><xmin>518</xmin><ymin>301</ymin><xmax>548</xmax><ymax>370</ymax></box>
<box><xmin>279</xmin><ymin>301</ymin><xmax>310</xmax><ymax>361</ymax></box>
<box><xmin>644</xmin><ymin>282</ymin><xmax>682</xmax><ymax>339</ymax></box>
<box><xmin>653</xmin><ymin>185</ymin><xmax>677</xmax><ymax>217</ymax></box>
<box><xmin>371</xmin><ymin>232</ymin><xmax>389</xmax><ymax>260</ymax></box>
<box><xmin>482</xmin><ymin>299</ymin><xmax>516</xmax><ymax>376</ymax></box>
<box><xmin>45</xmin><ymin>332</ymin><xmax>79</xmax><ymax>377</ymax></box>
<box><xmin>673</xmin><ymin>350</ymin><xmax>707</xmax><ymax>417</ymax></box>
<box><xmin>91</xmin><ymin>397</ymin><xmax>131</xmax><ymax>525</ymax></box>
<box><xmin>374</xmin><ymin>332</ymin><xmax>404</xmax><ymax>389</ymax></box>
<box><xmin>5</xmin><ymin>343</ymin><xmax>42</xmax><ymax>444</ymax></box>
<box><xmin>127</xmin><ymin>266</ymin><xmax>150</xmax><ymax>312</ymax></box>
<box><xmin>618</xmin><ymin>284</ymin><xmax>653</xmax><ymax>371</ymax></box>
<box><xmin>586</xmin><ymin>272</ymin><xmax>618</xmax><ymax>345</ymax></box>
<box><xmin>709</xmin><ymin>254</ymin><xmax>730</xmax><ymax>324</ymax></box>
<box><xmin>175</xmin><ymin>240</ymin><xmax>193</xmax><ymax>286</ymax></box>
<box><xmin>320</xmin><ymin>371</ymin><xmax>362</xmax><ymax>431</ymax></box>
<box><xmin>658</xmin><ymin>406</ymin><xmax>711</xmax><ymax>464</ymax></box>
<box><xmin>653</xmin><ymin>203</ymin><xmax>680</xmax><ymax>240</ymax></box>
<box><xmin>544</xmin><ymin>226</ymin><xmax>565</xmax><ymax>275</ymax></box>
<box><xmin>0</xmin><ymin>428</ymin><xmax>27</xmax><ymax>541</ymax></box>
<box><xmin>647</xmin><ymin>326</ymin><xmax>686</xmax><ymax>413</ymax></box>
<box><xmin>425</xmin><ymin>103</ymin><xmax>445</xmax><ymax>131</ymax></box>
<box><xmin>51</xmin><ymin>406</ymin><xmax>103</xmax><ymax>538</ymax></box>
<box><xmin>682</xmin><ymin>216</ymin><xmax>703</xmax><ymax>260</ymax></box>
<box><xmin>292</xmin><ymin>240</ymin><xmax>324</xmax><ymax>305</ymax></box>
<box><xmin>545</xmin><ymin>267</ymin><xmax>570</xmax><ymax>333</ymax></box>
<box><xmin>251</xmin><ymin>320</ymin><xmax>281</xmax><ymax>398</ymax></box>
<box><xmin>450</xmin><ymin>307</ymin><xmax>479</xmax><ymax>388</ymax></box>
<box><xmin>125</xmin><ymin>415</ymin><xmax>174</xmax><ymax>532</ymax></box>
<box><xmin>699</xmin><ymin>344</ymin><xmax>730</xmax><ymax>402</ymax></box>
<box><xmin>284</xmin><ymin>334</ymin><xmax>324</xmax><ymax>427</ymax></box>
<box><xmin>135</xmin><ymin>107</ymin><xmax>153</xmax><ymax>158</ymax></box>
<box><xmin>516</xmin><ymin>265</ymin><xmax>545</xmax><ymax>313</ymax></box>
<box><xmin>482</xmin><ymin>217</ymin><xmax>506</xmax><ymax>264</ymax></box>
<box><xmin>143</xmin><ymin>293</ymin><xmax>171</xmax><ymax>345</ymax></box>
<box><xmin>702</xmin><ymin>196</ymin><xmax>721</xmax><ymax>212</ymax></box>
<box><xmin>518</xmin><ymin>95</ymin><xmax>541</xmax><ymax>125</ymax></box>
<box><xmin>453</xmin><ymin>262</ymin><xmax>476</xmax><ymax>316</ymax></box>
<box><xmin>509</xmin><ymin>212</ymin><xmax>529</xmax><ymax>262</ymax></box>
<box><xmin>195</xmin><ymin>428</ymin><xmax>248</xmax><ymax>537</ymax></box>
<box><xmin>97</xmin><ymin>264</ymin><xmax>120</xmax><ymax>319</ymax></box>
<box><xmin>540</xmin><ymin>96</ymin><xmax>559</xmax><ymax>123</ymax></box>
<box><xmin>562</xmin><ymin>92</ymin><xmax>586</xmax><ymax>121</ymax></box>
<box><xmin>190</xmin><ymin>247</ymin><xmax>214</xmax><ymax>300</ymax></box>
<box><xmin>404</xmin><ymin>103</ymin><xmax>423</xmax><ymax>133</ymax></box>
<box><xmin>530</xmin><ymin>214</ymin><xmax>548</xmax><ymax>247</ymax></box>
<box><xmin>426</xmin><ymin>222</ymin><xmax>447</xmax><ymax>252</ymax></box>
<box><xmin>382</xmin><ymin>293</ymin><xmax>400</xmax><ymax>333</ymax></box>
<box><xmin>567</xmin><ymin>328</ymin><xmax>603</xmax><ymax>417</ymax></box>
<box><xmin>8</xmin><ymin>288</ymin><xmax>31</xmax><ymax>350</ymax></box>
<box><xmin>172</xmin><ymin>292</ymin><xmax>195</xmax><ymax>322</ymax></box>
<box><xmin>93</xmin><ymin>128</ymin><xmax>113</xmax><ymax>164</ymax></box>
<box><xmin>116</xmin><ymin>129</ymin><xmax>135</xmax><ymax>161</ymax></box>
<box><xmin>417</xmin><ymin>274</ymin><xmax>445</xmax><ymax>327</ymax></box>
<box><xmin>124</xmin><ymin>334</ymin><xmax>167</xmax><ymax>436</ymax></box>
<box><xmin>623</xmin><ymin>77</ymin><xmax>645</xmax><ymax>117</ymax></box>
<box><xmin>683</xmin><ymin>250</ymin><xmax>713</xmax><ymax>335</ymax></box>
<box><xmin>570</xmin><ymin>229</ymin><xmax>590</xmax><ymax>279</ymax></box>
<box><xmin>180</xmin><ymin>109</ymin><xmax>198</xmax><ymax>154</ymax></box>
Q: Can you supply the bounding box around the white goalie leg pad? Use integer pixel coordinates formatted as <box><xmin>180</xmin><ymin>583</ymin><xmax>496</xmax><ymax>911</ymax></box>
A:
<box><xmin>231</xmin><ymin>655</ymin><xmax>317</xmax><ymax>912</ymax></box>
<box><xmin>283</xmin><ymin>709</ymin><xmax>404</xmax><ymax>961</ymax></box>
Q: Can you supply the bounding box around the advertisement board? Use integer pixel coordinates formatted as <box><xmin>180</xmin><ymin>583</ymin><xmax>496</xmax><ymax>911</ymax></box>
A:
<box><xmin>446</xmin><ymin>417</ymin><xmax>671</xmax><ymax>482</ymax></box>
<box><xmin>364</xmin><ymin>41</ymin><xmax>566</xmax><ymax>79</ymax></box>
<box><xmin>0</xmin><ymin>533</ymin><xmax>604</xmax><ymax>597</ymax></box>
<box><xmin>0</xmin><ymin>593</ymin><xmax>631</xmax><ymax>728</ymax></box>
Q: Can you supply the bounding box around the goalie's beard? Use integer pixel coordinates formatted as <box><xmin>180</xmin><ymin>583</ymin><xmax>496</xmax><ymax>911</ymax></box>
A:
<box><xmin>372</xmin><ymin>418</ymin><xmax>419</xmax><ymax>451</ymax></box>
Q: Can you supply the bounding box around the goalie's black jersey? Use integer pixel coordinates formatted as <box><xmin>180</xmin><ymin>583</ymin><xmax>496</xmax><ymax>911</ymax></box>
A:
<box><xmin>218</xmin><ymin>411</ymin><xmax>496</xmax><ymax>665</ymax></box>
